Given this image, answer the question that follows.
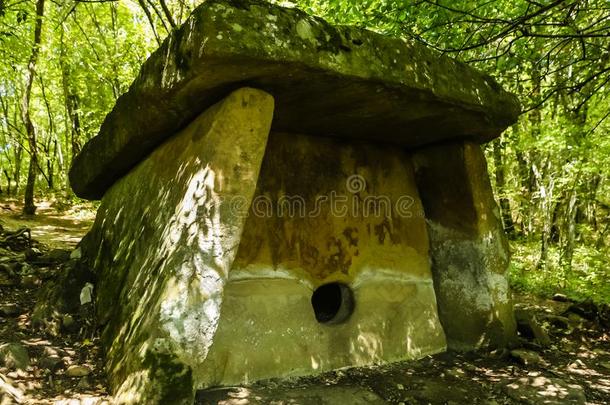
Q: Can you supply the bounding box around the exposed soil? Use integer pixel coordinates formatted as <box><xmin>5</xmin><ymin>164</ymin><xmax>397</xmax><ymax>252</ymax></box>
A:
<box><xmin>1</xmin><ymin>198</ymin><xmax>609</xmax><ymax>404</ymax></box>
<box><xmin>0</xmin><ymin>198</ymin><xmax>95</xmax><ymax>249</ymax></box>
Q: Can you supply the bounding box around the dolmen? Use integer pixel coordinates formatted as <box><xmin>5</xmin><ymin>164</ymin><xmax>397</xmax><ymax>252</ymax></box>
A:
<box><xmin>69</xmin><ymin>0</ymin><xmax>520</xmax><ymax>403</ymax></box>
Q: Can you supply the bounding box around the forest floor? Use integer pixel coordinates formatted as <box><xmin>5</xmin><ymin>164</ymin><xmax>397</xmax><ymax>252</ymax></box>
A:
<box><xmin>0</xmin><ymin>198</ymin><xmax>609</xmax><ymax>404</ymax></box>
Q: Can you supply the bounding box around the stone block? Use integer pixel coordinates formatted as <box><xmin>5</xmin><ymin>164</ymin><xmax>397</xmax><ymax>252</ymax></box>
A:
<box><xmin>413</xmin><ymin>141</ymin><xmax>517</xmax><ymax>350</ymax></box>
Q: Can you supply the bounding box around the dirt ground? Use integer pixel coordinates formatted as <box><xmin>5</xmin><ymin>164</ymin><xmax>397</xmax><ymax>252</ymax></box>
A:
<box><xmin>1</xmin><ymin>198</ymin><xmax>609</xmax><ymax>404</ymax></box>
<box><xmin>0</xmin><ymin>198</ymin><xmax>95</xmax><ymax>249</ymax></box>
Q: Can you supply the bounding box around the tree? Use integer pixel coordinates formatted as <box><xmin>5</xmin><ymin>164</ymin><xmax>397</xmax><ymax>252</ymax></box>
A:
<box><xmin>21</xmin><ymin>0</ymin><xmax>45</xmax><ymax>215</ymax></box>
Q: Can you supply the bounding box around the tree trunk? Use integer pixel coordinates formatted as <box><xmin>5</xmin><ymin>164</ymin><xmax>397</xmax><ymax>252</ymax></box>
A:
<box><xmin>13</xmin><ymin>143</ymin><xmax>22</xmax><ymax>194</ymax></box>
<box><xmin>492</xmin><ymin>138</ymin><xmax>515</xmax><ymax>235</ymax></box>
<box><xmin>560</xmin><ymin>189</ymin><xmax>578</xmax><ymax>275</ymax></box>
<box><xmin>159</xmin><ymin>0</ymin><xmax>176</xmax><ymax>28</ymax></box>
<box><xmin>3</xmin><ymin>170</ymin><xmax>10</xmax><ymax>195</ymax></box>
<box><xmin>21</xmin><ymin>0</ymin><xmax>45</xmax><ymax>215</ymax></box>
<box><xmin>60</xmin><ymin>29</ymin><xmax>82</xmax><ymax>164</ymax></box>
<box><xmin>137</xmin><ymin>0</ymin><xmax>161</xmax><ymax>45</ymax></box>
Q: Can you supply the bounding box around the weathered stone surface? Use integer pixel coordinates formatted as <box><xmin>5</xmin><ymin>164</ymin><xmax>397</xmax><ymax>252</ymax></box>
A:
<box><xmin>413</xmin><ymin>141</ymin><xmax>516</xmax><ymax>350</ymax></box>
<box><xmin>200</xmin><ymin>132</ymin><xmax>446</xmax><ymax>386</ymax></box>
<box><xmin>69</xmin><ymin>0</ymin><xmax>520</xmax><ymax>199</ymax></box>
<box><xmin>82</xmin><ymin>88</ymin><xmax>274</xmax><ymax>404</ymax></box>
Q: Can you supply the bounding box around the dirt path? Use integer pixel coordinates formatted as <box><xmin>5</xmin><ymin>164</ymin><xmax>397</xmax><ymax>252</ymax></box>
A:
<box><xmin>0</xmin><ymin>198</ymin><xmax>95</xmax><ymax>249</ymax></box>
<box><xmin>0</xmin><ymin>198</ymin><xmax>109</xmax><ymax>404</ymax></box>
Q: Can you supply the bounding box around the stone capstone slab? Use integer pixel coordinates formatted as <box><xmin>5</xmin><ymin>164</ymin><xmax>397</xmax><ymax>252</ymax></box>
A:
<box><xmin>69</xmin><ymin>0</ymin><xmax>520</xmax><ymax>199</ymax></box>
<box><xmin>81</xmin><ymin>88</ymin><xmax>274</xmax><ymax>404</ymax></box>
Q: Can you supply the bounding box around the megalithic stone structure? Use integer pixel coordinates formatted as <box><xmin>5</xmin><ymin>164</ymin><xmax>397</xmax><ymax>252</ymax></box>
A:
<box><xmin>69</xmin><ymin>0</ymin><xmax>520</xmax><ymax>403</ymax></box>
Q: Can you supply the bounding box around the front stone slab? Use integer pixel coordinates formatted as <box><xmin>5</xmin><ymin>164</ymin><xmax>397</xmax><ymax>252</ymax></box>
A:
<box><xmin>69</xmin><ymin>0</ymin><xmax>520</xmax><ymax>199</ymax></box>
<box><xmin>82</xmin><ymin>88</ymin><xmax>274</xmax><ymax>404</ymax></box>
<box><xmin>412</xmin><ymin>141</ymin><xmax>517</xmax><ymax>350</ymax></box>
<box><xmin>200</xmin><ymin>133</ymin><xmax>446</xmax><ymax>386</ymax></box>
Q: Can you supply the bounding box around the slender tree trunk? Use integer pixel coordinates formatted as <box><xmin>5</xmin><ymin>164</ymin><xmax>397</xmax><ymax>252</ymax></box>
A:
<box><xmin>534</xmin><ymin>159</ymin><xmax>554</xmax><ymax>270</ymax></box>
<box><xmin>137</xmin><ymin>0</ymin><xmax>161</xmax><ymax>45</ymax></box>
<box><xmin>3</xmin><ymin>170</ymin><xmax>10</xmax><ymax>195</ymax></box>
<box><xmin>145</xmin><ymin>0</ymin><xmax>170</xmax><ymax>33</ymax></box>
<box><xmin>560</xmin><ymin>189</ymin><xmax>578</xmax><ymax>274</ymax></box>
<box><xmin>39</xmin><ymin>75</ymin><xmax>56</xmax><ymax>189</ymax></box>
<box><xmin>21</xmin><ymin>0</ymin><xmax>45</xmax><ymax>215</ymax></box>
<box><xmin>59</xmin><ymin>30</ymin><xmax>82</xmax><ymax>165</ymax></box>
<box><xmin>513</xmin><ymin>149</ymin><xmax>528</xmax><ymax>234</ymax></box>
<box><xmin>13</xmin><ymin>144</ymin><xmax>22</xmax><ymax>194</ymax></box>
<box><xmin>492</xmin><ymin>138</ymin><xmax>515</xmax><ymax>235</ymax></box>
<box><xmin>159</xmin><ymin>0</ymin><xmax>176</xmax><ymax>28</ymax></box>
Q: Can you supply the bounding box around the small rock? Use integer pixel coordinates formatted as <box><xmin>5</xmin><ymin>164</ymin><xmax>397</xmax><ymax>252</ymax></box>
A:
<box><xmin>80</xmin><ymin>283</ymin><xmax>94</xmax><ymax>305</ymax></box>
<box><xmin>567</xmin><ymin>313</ymin><xmax>585</xmax><ymax>324</ymax></box>
<box><xmin>76</xmin><ymin>376</ymin><xmax>90</xmax><ymax>390</ymax></box>
<box><xmin>61</xmin><ymin>314</ymin><xmax>78</xmax><ymax>333</ymax></box>
<box><xmin>20</xmin><ymin>274</ymin><xmax>41</xmax><ymax>288</ymax></box>
<box><xmin>543</xmin><ymin>315</ymin><xmax>571</xmax><ymax>330</ymax></box>
<box><xmin>510</xmin><ymin>349</ymin><xmax>542</xmax><ymax>366</ymax></box>
<box><xmin>24</xmin><ymin>247</ymin><xmax>42</xmax><ymax>261</ymax></box>
<box><xmin>70</xmin><ymin>248</ymin><xmax>82</xmax><ymax>260</ymax></box>
<box><xmin>0</xmin><ymin>304</ymin><xmax>20</xmax><ymax>317</ymax></box>
<box><xmin>32</xmin><ymin>249</ymin><xmax>71</xmax><ymax>265</ymax></box>
<box><xmin>0</xmin><ymin>264</ymin><xmax>17</xmax><ymax>286</ymax></box>
<box><xmin>65</xmin><ymin>364</ymin><xmax>91</xmax><ymax>377</ymax></box>
<box><xmin>515</xmin><ymin>308</ymin><xmax>551</xmax><ymax>347</ymax></box>
<box><xmin>552</xmin><ymin>293</ymin><xmax>570</xmax><ymax>302</ymax></box>
<box><xmin>0</xmin><ymin>342</ymin><xmax>30</xmax><ymax>370</ymax></box>
<box><xmin>486</xmin><ymin>348</ymin><xmax>510</xmax><ymax>359</ymax></box>
<box><xmin>565</xmin><ymin>300</ymin><xmax>598</xmax><ymax>321</ymax></box>
<box><xmin>39</xmin><ymin>355</ymin><xmax>64</xmax><ymax>372</ymax></box>
<box><xmin>446</xmin><ymin>367</ymin><xmax>465</xmax><ymax>378</ymax></box>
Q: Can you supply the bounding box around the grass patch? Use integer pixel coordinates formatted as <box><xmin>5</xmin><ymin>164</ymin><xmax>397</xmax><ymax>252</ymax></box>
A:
<box><xmin>509</xmin><ymin>239</ymin><xmax>610</xmax><ymax>305</ymax></box>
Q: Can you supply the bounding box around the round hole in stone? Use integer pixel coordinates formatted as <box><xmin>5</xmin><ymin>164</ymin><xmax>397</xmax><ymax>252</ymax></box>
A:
<box><xmin>311</xmin><ymin>282</ymin><xmax>354</xmax><ymax>324</ymax></box>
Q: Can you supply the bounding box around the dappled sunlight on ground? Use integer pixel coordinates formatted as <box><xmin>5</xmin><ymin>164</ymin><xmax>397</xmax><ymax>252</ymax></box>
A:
<box><xmin>1</xmin><ymin>203</ymin><xmax>608</xmax><ymax>404</ymax></box>
<box><xmin>0</xmin><ymin>197</ymin><xmax>95</xmax><ymax>249</ymax></box>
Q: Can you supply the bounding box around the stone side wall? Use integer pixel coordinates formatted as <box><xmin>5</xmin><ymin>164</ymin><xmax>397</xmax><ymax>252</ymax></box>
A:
<box><xmin>412</xmin><ymin>141</ymin><xmax>516</xmax><ymax>350</ymax></box>
<box><xmin>82</xmin><ymin>88</ymin><xmax>274</xmax><ymax>404</ymax></box>
<box><xmin>199</xmin><ymin>133</ymin><xmax>446</xmax><ymax>386</ymax></box>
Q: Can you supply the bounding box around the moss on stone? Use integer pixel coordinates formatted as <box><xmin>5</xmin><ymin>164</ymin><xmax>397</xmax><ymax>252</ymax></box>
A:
<box><xmin>70</xmin><ymin>0</ymin><xmax>519</xmax><ymax>200</ymax></box>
